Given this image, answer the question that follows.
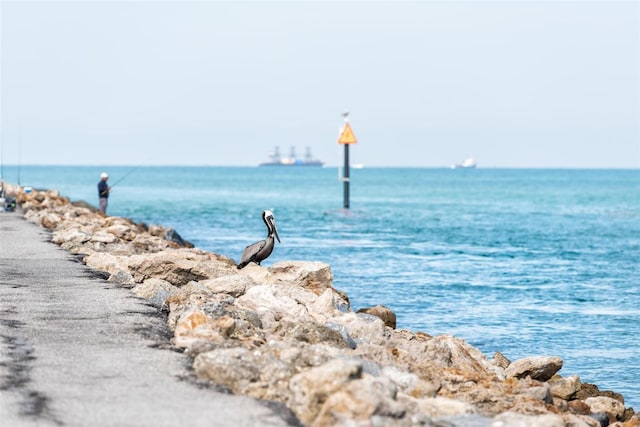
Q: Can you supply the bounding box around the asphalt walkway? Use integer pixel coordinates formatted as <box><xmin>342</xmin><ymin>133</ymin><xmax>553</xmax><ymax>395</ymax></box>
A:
<box><xmin>0</xmin><ymin>211</ymin><xmax>298</xmax><ymax>427</ymax></box>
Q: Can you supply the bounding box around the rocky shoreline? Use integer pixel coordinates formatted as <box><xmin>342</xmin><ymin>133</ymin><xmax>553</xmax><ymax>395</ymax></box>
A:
<box><xmin>5</xmin><ymin>183</ymin><xmax>639</xmax><ymax>427</ymax></box>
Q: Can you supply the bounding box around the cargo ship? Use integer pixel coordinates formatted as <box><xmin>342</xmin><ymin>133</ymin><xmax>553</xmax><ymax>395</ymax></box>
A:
<box><xmin>259</xmin><ymin>146</ymin><xmax>325</xmax><ymax>167</ymax></box>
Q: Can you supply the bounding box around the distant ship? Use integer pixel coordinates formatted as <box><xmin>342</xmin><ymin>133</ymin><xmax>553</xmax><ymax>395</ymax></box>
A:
<box><xmin>451</xmin><ymin>158</ymin><xmax>477</xmax><ymax>169</ymax></box>
<box><xmin>259</xmin><ymin>146</ymin><xmax>325</xmax><ymax>167</ymax></box>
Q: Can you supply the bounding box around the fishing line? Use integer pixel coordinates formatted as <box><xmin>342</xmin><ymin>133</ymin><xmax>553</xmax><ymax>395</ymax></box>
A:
<box><xmin>109</xmin><ymin>166</ymin><xmax>141</xmax><ymax>188</ymax></box>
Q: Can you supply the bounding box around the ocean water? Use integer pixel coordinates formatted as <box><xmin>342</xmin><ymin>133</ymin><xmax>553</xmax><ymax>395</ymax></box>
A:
<box><xmin>3</xmin><ymin>165</ymin><xmax>639</xmax><ymax>408</ymax></box>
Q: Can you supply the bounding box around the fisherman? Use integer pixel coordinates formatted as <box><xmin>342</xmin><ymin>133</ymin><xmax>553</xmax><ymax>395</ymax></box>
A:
<box><xmin>97</xmin><ymin>172</ymin><xmax>111</xmax><ymax>215</ymax></box>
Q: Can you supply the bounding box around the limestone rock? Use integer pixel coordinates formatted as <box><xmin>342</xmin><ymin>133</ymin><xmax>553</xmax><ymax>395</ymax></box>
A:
<box><xmin>51</xmin><ymin>228</ymin><xmax>92</xmax><ymax>244</ymax></box>
<box><xmin>91</xmin><ymin>231</ymin><xmax>118</xmax><ymax>244</ymax></box>
<box><xmin>84</xmin><ymin>252</ymin><xmax>129</xmax><ymax>276</ymax></box>
<box><xmin>126</xmin><ymin>250</ymin><xmax>235</xmax><ymax>286</ymax></box>
<box><xmin>492</xmin><ymin>411</ymin><xmax>565</xmax><ymax>427</ymax></box>
<box><xmin>505</xmin><ymin>356</ymin><xmax>563</xmax><ymax>381</ymax></box>
<box><xmin>289</xmin><ymin>358</ymin><xmax>363</xmax><ymax>425</ymax></box>
<box><xmin>380</xmin><ymin>365</ymin><xmax>439</xmax><ymax>399</ymax></box>
<box><xmin>415</xmin><ymin>397</ymin><xmax>475</xmax><ymax>417</ymax></box>
<box><xmin>194</xmin><ymin>347</ymin><xmax>259</xmax><ymax>391</ymax></box>
<box><xmin>268</xmin><ymin>261</ymin><xmax>334</xmax><ymax>295</ymax></box>
<box><xmin>235</xmin><ymin>283</ymin><xmax>321</xmax><ymax>328</ymax></box>
<box><xmin>334</xmin><ymin>311</ymin><xmax>388</xmax><ymax>346</ymax></box>
<box><xmin>272</xmin><ymin>320</ymin><xmax>351</xmax><ymax>349</ymax></box>
<box><xmin>173</xmin><ymin>309</ymin><xmax>226</xmax><ymax>348</ymax></box>
<box><xmin>585</xmin><ymin>396</ymin><xmax>625</xmax><ymax>421</ymax></box>
<box><xmin>105</xmin><ymin>223</ymin><xmax>136</xmax><ymax>240</ymax></box>
<box><xmin>561</xmin><ymin>413</ymin><xmax>602</xmax><ymax>427</ymax></box>
<box><xmin>108</xmin><ymin>269</ymin><xmax>135</xmax><ymax>286</ymax></box>
<box><xmin>493</xmin><ymin>351</ymin><xmax>511</xmax><ymax>369</ymax></box>
<box><xmin>313</xmin><ymin>376</ymin><xmax>405</xmax><ymax>427</ymax></box>
<box><xmin>40</xmin><ymin>211</ymin><xmax>63</xmax><ymax>230</ymax></box>
<box><xmin>132</xmin><ymin>278</ymin><xmax>178</xmax><ymax>300</ymax></box>
<box><xmin>199</xmin><ymin>274</ymin><xmax>256</xmax><ymax>297</ymax></box>
<box><xmin>549</xmin><ymin>374</ymin><xmax>581</xmax><ymax>400</ymax></box>
<box><xmin>357</xmin><ymin>304</ymin><xmax>397</xmax><ymax>329</ymax></box>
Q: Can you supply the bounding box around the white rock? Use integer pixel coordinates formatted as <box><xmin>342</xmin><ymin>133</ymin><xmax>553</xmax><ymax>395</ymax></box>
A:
<box><xmin>505</xmin><ymin>356</ymin><xmax>563</xmax><ymax>381</ymax></box>
<box><xmin>584</xmin><ymin>396</ymin><xmax>625</xmax><ymax>420</ymax></box>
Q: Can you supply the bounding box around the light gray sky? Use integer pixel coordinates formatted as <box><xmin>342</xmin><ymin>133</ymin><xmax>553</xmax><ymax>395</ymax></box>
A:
<box><xmin>1</xmin><ymin>0</ymin><xmax>638</xmax><ymax>168</ymax></box>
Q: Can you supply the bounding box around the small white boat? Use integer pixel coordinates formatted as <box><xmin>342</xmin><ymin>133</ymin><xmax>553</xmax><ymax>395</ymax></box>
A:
<box><xmin>451</xmin><ymin>158</ymin><xmax>477</xmax><ymax>169</ymax></box>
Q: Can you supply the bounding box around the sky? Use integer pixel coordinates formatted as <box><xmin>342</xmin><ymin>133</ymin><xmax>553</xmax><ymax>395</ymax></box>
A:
<box><xmin>0</xmin><ymin>0</ymin><xmax>638</xmax><ymax>168</ymax></box>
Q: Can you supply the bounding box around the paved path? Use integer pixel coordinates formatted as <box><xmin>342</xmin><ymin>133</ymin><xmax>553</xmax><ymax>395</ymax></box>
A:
<box><xmin>0</xmin><ymin>211</ymin><xmax>299</xmax><ymax>427</ymax></box>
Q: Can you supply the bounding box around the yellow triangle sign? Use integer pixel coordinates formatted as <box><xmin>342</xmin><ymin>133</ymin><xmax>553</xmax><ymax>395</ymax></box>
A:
<box><xmin>338</xmin><ymin>123</ymin><xmax>357</xmax><ymax>144</ymax></box>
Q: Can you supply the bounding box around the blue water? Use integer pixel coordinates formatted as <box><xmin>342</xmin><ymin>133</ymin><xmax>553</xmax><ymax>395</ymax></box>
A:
<box><xmin>3</xmin><ymin>166</ymin><xmax>639</xmax><ymax>408</ymax></box>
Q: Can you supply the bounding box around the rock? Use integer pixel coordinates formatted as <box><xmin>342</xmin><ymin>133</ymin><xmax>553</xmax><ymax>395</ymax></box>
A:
<box><xmin>357</xmin><ymin>304</ymin><xmax>397</xmax><ymax>329</ymax></box>
<box><xmin>199</xmin><ymin>274</ymin><xmax>256</xmax><ymax>297</ymax></box>
<box><xmin>623</xmin><ymin>408</ymin><xmax>639</xmax><ymax>423</ymax></box>
<box><xmin>550</xmin><ymin>374</ymin><xmax>581</xmax><ymax>400</ymax></box>
<box><xmin>568</xmin><ymin>399</ymin><xmax>593</xmax><ymax>415</ymax></box>
<box><xmin>289</xmin><ymin>358</ymin><xmax>363</xmax><ymax>425</ymax></box>
<box><xmin>51</xmin><ymin>228</ymin><xmax>92</xmax><ymax>244</ymax></box>
<box><xmin>313</xmin><ymin>376</ymin><xmax>405</xmax><ymax>427</ymax></box>
<box><xmin>40</xmin><ymin>211</ymin><xmax>63</xmax><ymax>230</ymax></box>
<box><xmin>272</xmin><ymin>320</ymin><xmax>351</xmax><ymax>348</ymax></box>
<box><xmin>108</xmin><ymin>269</ymin><xmax>135</xmax><ymax>286</ymax></box>
<box><xmin>325</xmin><ymin>322</ymin><xmax>357</xmax><ymax>350</ymax></box>
<box><xmin>268</xmin><ymin>261</ymin><xmax>334</xmax><ymax>295</ymax></box>
<box><xmin>235</xmin><ymin>283</ymin><xmax>323</xmax><ymax>329</ymax></box>
<box><xmin>126</xmin><ymin>250</ymin><xmax>236</xmax><ymax>286</ymax></box>
<box><xmin>380</xmin><ymin>365</ymin><xmax>439</xmax><ymax>399</ymax></box>
<box><xmin>132</xmin><ymin>278</ymin><xmax>178</xmax><ymax>305</ymax></box>
<box><xmin>562</xmin><ymin>413</ymin><xmax>602</xmax><ymax>427</ymax></box>
<box><xmin>194</xmin><ymin>341</ymin><xmax>343</xmax><ymax>405</ymax></box>
<box><xmin>105</xmin><ymin>223</ymin><xmax>136</xmax><ymax>239</ymax></box>
<box><xmin>577</xmin><ymin>383</ymin><xmax>602</xmax><ymax>400</ymax></box>
<box><xmin>554</xmin><ymin>397</ymin><xmax>569</xmax><ymax>411</ymax></box>
<box><xmin>505</xmin><ymin>356</ymin><xmax>563</xmax><ymax>381</ymax></box>
<box><xmin>522</xmin><ymin>383</ymin><xmax>553</xmax><ymax>404</ymax></box>
<box><xmin>415</xmin><ymin>397</ymin><xmax>476</xmax><ymax>417</ymax></box>
<box><xmin>492</xmin><ymin>411</ymin><xmax>565</xmax><ymax>427</ymax></box>
<box><xmin>83</xmin><ymin>252</ymin><xmax>129</xmax><ymax>276</ymax></box>
<box><xmin>335</xmin><ymin>311</ymin><xmax>388</xmax><ymax>346</ymax></box>
<box><xmin>194</xmin><ymin>347</ymin><xmax>259</xmax><ymax>392</ymax></box>
<box><xmin>163</xmin><ymin>228</ymin><xmax>193</xmax><ymax>247</ymax></box>
<box><xmin>91</xmin><ymin>231</ymin><xmax>118</xmax><ymax>244</ymax></box>
<box><xmin>585</xmin><ymin>396</ymin><xmax>625</xmax><ymax>421</ymax></box>
<box><xmin>493</xmin><ymin>351</ymin><xmax>511</xmax><ymax>369</ymax></box>
<box><xmin>173</xmin><ymin>309</ymin><xmax>225</xmax><ymax>348</ymax></box>
<box><xmin>588</xmin><ymin>412</ymin><xmax>610</xmax><ymax>427</ymax></box>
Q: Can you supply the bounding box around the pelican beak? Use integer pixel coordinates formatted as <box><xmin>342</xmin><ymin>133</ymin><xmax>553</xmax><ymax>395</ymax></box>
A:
<box><xmin>273</xmin><ymin>221</ymin><xmax>281</xmax><ymax>243</ymax></box>
<box><xmin>264</xmin><ymin>210</ymin><xmax>280</xmax><ymax>243</ymax></box>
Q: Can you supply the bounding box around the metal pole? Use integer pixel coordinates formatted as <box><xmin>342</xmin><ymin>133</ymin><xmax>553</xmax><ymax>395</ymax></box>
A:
<box><xmin>343</xmin><ymin>144</ymin><xmax>350</xmax><ymax>209</ymax></box>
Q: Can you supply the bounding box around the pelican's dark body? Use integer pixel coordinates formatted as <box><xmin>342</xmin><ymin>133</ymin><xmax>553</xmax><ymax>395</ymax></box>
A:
<box><xmin>237</xmin><ymin>210</ymin><xmax>280</xmax><ymax>269</ymax></box>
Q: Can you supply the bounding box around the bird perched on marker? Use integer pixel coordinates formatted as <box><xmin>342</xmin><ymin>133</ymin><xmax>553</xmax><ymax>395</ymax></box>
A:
<box><xmin>237</xmin><ymin>210</ymin><xmax>281</xmax><ymax>269</ymax></box>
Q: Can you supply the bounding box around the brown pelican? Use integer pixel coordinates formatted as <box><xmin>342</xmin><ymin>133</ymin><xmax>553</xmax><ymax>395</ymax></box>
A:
<box><xmin>237</xmin><ymin>210</ymin><xmax>281</xmax><ymax>269</ymax></box>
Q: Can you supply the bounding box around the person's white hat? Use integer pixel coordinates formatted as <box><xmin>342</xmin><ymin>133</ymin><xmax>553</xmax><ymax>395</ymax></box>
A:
<box><xmin>101</xmin><ymin>172</ymin><xmax>108</xmax><ymax>179</ymax></box>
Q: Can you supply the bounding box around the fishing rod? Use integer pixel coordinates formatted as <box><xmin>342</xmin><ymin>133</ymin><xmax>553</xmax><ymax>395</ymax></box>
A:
<box><xmin>108</xmin><ymin>166</ymin><xmax>141</xmax><ymax>188</ymax></box>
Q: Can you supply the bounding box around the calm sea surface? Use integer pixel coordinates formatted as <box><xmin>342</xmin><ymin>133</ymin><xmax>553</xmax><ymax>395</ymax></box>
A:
<box><xmin>3</xmin><ymin>166</ymin><xmax>639</xmax><ymax>407</ymax></box>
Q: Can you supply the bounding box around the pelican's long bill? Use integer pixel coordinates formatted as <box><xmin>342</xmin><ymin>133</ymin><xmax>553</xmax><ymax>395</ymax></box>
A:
<box><xmin>263</xmin><ymin>210</ymin><xmax>280</xmax><ymax>243</ymax></box>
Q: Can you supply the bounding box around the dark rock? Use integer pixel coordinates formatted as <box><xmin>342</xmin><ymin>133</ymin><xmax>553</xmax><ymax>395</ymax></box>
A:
<box><xmin>588</xmin><ymin>412</ymin><xmax>609</xmax><ymax>427</ymax></box>
<box><xmin>164</xmin><ymin>228</ymin><xmax>194</xmax><ymax>248</ymax></box>
<box><xmin>568</xmin><ymin>399</ymin><xmax>592</xmax><ymax>415</ymax></box>
<box><xmin>357</xmin><ymin>304</ymin><xmax>396</xmax><ymax>329</ymax></box>
<box><xmin>576</xmin><ymin>383</ymin><xmax>601</xmax><ymax>400</ymax></box>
